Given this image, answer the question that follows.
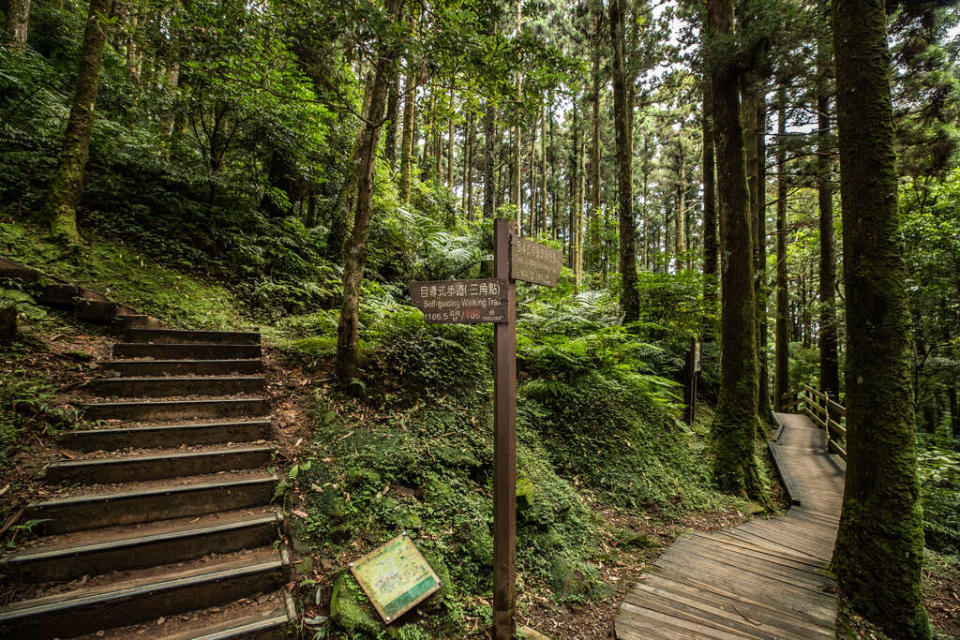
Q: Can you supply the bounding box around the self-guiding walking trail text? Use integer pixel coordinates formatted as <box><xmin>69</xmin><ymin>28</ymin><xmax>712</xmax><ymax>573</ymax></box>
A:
<box><xmin>410</xmin><ymin>220</ymin><xmax>562</xmax><ymax>640</ymax></box>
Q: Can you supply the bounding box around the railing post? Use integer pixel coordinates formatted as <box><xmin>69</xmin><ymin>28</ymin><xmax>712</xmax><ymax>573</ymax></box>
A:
<box><xmin>823</xmin><ymin>390</ymin><xmax>830</xmax><ymax>454</ymax></box>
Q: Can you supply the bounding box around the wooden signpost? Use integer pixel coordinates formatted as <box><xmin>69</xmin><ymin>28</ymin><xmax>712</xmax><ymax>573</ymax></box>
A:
<box><xmin>409</xmin><ymin>219</ymin><xmax>561</xmax><ymax>639</ymax></box>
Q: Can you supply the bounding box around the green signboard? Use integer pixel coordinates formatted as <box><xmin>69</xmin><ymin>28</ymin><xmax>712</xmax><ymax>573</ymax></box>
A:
<box><xmin>349</xmin><ymin>534</ymin><xmax>441</xmax><ymax>623</ymax></box>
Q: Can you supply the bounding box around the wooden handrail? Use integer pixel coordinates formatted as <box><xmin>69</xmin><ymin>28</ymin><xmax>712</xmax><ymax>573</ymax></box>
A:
<box><xmin>798</xmin><ymin>384</ymin><xmax>847</xmax><ymax>461</ymax></box>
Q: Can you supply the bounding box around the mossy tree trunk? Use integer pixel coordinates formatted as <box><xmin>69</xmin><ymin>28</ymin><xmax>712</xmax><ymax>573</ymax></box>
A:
<box><xmin>817</xmin><ymin>15</ymin><xmax>840</xmax><ymax>399</ymax></box>
<box><xmin>482</xmin><ymin>101</ymin><xmax>496</xmax><ymax>220</ymax></box>
<box><xmin>702</xmin><ymin>78</ymin><xmax>718</xmax><ymax>332</ymax></box>
<box><xmin>831</xmin><ymin>0</ymin><xmax>931</xmax><ymax>636</ymax></box>
<box><xmin>399</xmin><ymin>62</ymin><xmax>417</xmax><ymax>205</ymax></box>
<box><xmin>43</xmin><ymin>0</ymin><xmax>114</xmax><ymax>244</ymax></box>
<box><xmin>384</xmin><ymin>67</ymin><xmax>400</xmax><ymax>173</ymax></box>
<box><xmin>609</xmin><ymin>0</ymin><xmax>638</xmax><ymax>323</ymax></box>
<box><xmin>707</xmin><ymin>0</ymin><xmax>761</xmax><ymax>498</ymax></box>
<box><xmin>5</xmin><ymin>0</ymin><xmax>30</xmax><ymax>50</ymax></box>
<box><xmin>335</xmin><ymin>0</ymin><xmax>406</xmax><ymax>386</ymax></box>
<box><xmin>774</xmin><ymin>85</ymin><xmax>791</xmax><ymax>411</ymax></box>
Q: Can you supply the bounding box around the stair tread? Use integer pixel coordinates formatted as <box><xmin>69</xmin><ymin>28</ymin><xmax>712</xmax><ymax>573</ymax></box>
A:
<box><xmin>84</xmin><ymin>397</ymin><xmax>270</xmax><ymax>406</ymax></box>
<box><xmin>29</xmin><ymin>471</ymin><xmax>279</xmax><ymax>506</ymax></box>
<box><xmin>72</xmin><ymin>592</ymin><xmax>289</xmax><ymax>640</ymax></box>
<box><xmin>3</xmin><ymin>507</ymin><xmax>281</xmax><ymax>559</ymax></box>
<box><xmin>67</xmin><ymin>417</ymin><xmax>273</xmax><ymax>433</ymax></box>
<box><xmin>56</xmin><ymin>443</ymin><xmax>274</xmax><ymax>461</ymax></box>
<box><xmin>95</xmin><ymin>375</ymin><xmax>267</xmax><ymax>383</ymax></box>
<box><xmin>0</xmin><ymin>548</ymin><xmax>281</xmax><ymax>616</ymax></box>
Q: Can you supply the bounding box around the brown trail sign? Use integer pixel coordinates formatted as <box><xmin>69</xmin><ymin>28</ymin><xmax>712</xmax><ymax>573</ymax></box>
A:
<box><xmin>408</xmin><ymin>279</ymin><xmax>508</xmax><ymax>324</ymax></box>
<box><xmin>408</xmin><ymin>220</ymin><xmax>560</xmax><ymax>640</ymax></box>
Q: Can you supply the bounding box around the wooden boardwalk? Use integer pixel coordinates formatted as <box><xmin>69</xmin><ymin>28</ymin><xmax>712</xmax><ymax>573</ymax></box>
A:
<box><xmin>614</xmin><ymin>412</ymin><xmax>845</xmax><ymax>639</ymax></box>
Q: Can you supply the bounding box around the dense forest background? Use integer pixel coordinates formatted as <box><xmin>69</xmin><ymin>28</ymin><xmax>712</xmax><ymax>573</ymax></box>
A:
<box><xmin>1</xmin><ymin>0</ymin><xmax>959</xmax><ymax>638</ymax></box>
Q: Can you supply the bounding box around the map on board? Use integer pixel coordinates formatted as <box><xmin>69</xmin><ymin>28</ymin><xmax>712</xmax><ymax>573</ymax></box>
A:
<box><xmin>350</xmin><ymin>535</ymin><xmax>441</xmax><ymax>623</ymax></box>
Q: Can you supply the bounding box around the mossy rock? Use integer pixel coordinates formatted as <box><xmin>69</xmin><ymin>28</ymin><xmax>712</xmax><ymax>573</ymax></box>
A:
<box><xmin>346</xmin><ymin>468</ymin><xmax>382</xmax><ymax>489</ymax></box>
<box><xmin>419</xmin><ymin>547</ymin><xmax>452</xmax><ymax>601</ymax></box>
<box><xmin>330</xmin><ymin>572</ymin><xmax>383</xmax><ymax>636</ymax></box>
<box><xmin>433</xmin><ymin>444</ymin><xmax>482</xmax><ymax>470</ymax></box>
<box><xmin>548</xmin><ymin>554</ymin><xmax>600</xmax><ymax>600</ymax></box>
<box><xmin>614</xmin><ymin>528</ymin><xmax>660</xmax><ymax>550</ymax></box>
<box><xmin>516</xmin><ymin>474</ymin><xmax>536</xmax><ymax>511</ymax></box>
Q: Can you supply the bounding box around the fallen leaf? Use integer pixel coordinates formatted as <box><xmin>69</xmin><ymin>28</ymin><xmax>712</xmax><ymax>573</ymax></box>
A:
<box><xmin>293</xmin><ymin>509</ymin><xmax>309</xmax><ymax>519</ymax></box>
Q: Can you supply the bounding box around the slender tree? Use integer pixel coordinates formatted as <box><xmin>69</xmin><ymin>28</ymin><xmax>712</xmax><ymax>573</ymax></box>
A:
<box><xmin>336</xmin><ymin>0</ymin><xmax>407</xmax><ymax>385</ymax></box>
<box><xmin>399</xmin><ymin>62</ymin><xmax>417</xmax><ymax>204</ymax></box>
<box><xmin>43</xmin><ymin>0</ymin><xmax>115</xmax><ymax>244</ymax></box>
<box><xmin>610</xmin><ymin>0</ymin><xmax>639</xmax><ymax>322</ymax></box>
<box><xmin>707</xmin><ymin>0</ymin><xmax>761</xmax><ymax>496</ymax></box>
<box><xmin>774</xmin><ymin>85</ymin><xmax>790</xmax><ymax>410</ymax></box>
<box><xmin>831</xmin><ymin>0</ymin><xmax>931</xmax><ymax>635</ymax></box>
<box><xmin>817</xmin><ymin>12</ymin><xmax>840</xmax><ymax>399</ymax></box>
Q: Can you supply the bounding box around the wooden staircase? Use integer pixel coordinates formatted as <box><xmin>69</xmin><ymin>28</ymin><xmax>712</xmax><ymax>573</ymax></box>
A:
<box><xmin>0</xmin><ymin>328</ymin><xmax>295</xmax><ymax>639</ymax></box>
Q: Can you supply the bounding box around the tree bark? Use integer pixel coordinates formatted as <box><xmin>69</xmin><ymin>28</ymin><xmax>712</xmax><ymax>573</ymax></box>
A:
<box><xmin>399</xmin><ymin>63</ymin><xmax>417</xmax><ymax>204</ymax></box>
<box><xmin>463</xmin><ymin>109</ymin><xmax>473</xmax><ymax>217</ymax></box>
<box><xmin>817</xmin><ymin>24</ymin><xmax>840</xmax><ymax>399</ymax></box>
<box><xmin>336</xmin><ymin>0</ymin><xmax>406</xmax><ymax>386</ymax></box>
<box><xmin>385</xmin><ymin>67</ymin><xmax>401</xmax><ymax>172</ymax></box>
<box><xmin>5</xmin><ymin>0</ymin><xmax>30</xmax><ymax>50</ymax></box>
<box><xmin>774</xmin><ymin>85</ymin><xmax>790</xmax><ymax>411</ymax></box>
<box><xmin>43</xmin><ymin>0</ymin><xmax>114</xmax><ymax>243</ymax></box>
<box><xmin>831</xmin><ymin>0</ymin><xmax>930</xmax><ymax>635</ymax></box>
<box><xmin>482</xmin><ymin>100</ymin><xmax>496</xmax><ymax>220</ymax></box>
<box><xmin>589</xmin><ymin>31</ymin><xmax>602</xmax><ymax>271</ymax></box>
<box><xmin>447</xmin><ymin>84</ymin><xmax>455</xmax><ymax>189</ymax></box>
<box><xmin>610</xmin><ymin>0</ymin><xmax>638</xmax><ymax>322</ymax></box>
<box><xmin>675</xmin><ymin>139</ymin><xmax>686</xmax><ymax>267</ymax></box>
<box><xmin>707</xmin><ymin>0</ymin><xmax>761</xmax><ymax>497</ymax></box>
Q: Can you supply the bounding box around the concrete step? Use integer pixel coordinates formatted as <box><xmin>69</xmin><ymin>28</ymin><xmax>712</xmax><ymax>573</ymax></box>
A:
<box><xmin>61</xmin><ymin>419</ymin><xmax>273</xmax><ymax>451</ymax></box>
<box><xmin>0</xmin><ymin>258</ymin><xmax>43</xmax><ymax>284</ymax></box>
<box><xmin>2</xmin><ymin>511</ymin><xmax>282</xmax><ymax>583</ymax></box>
<box><xmin>40</xmin><ymin>283</ymin><xmax>108</xmax><ymax>308</ymax></box>
<box><xmin>103</xmin><ymin>359</ymin><xmax>264</xmax><ymax>377</ymax></box>
<box><xmin>115</xmin><ymin>314</ymin><xmax>163</xmax><ymax>330</ymax></box>
<box><xmin>124</xmin><ymin>328</ymin><xmax>261</xmax><ymax>345</ymax></box>
<box><xmin>159</xmin><ymin>607</ymin><xmax>292</xmax><ymax>640</ymax></box>
<box><xmin>25</xmin><ymin>473</ymin><xmax>279</xmax><ymax>534</ymax></box>
<box><xmin>90</xmin><ymin>376</ymin><xmax>267</xmax><ymax>398</ymax></box>
<box><xmin>44</xmin><ymin>445</ymin><xmax>274</xmax><ymax>484</ymax></box>
<box><xmin>83</xmin><ymin>397</ymin><xmax>270</xmax><ymax>422</ymax></box>
<box><xmin>114</xmin><ymin>343</ymin><xmax>262</xmax><ymax>360</ymax></box>
<box><xmin>0</xmin><ymin>550</ymin><xmax>286</xmax><ymax>639</ymax></box>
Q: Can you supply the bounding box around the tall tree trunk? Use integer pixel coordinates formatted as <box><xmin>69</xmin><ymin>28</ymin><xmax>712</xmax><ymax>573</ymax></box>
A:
<box><xmin>707</xmin><ymin>0</ymin><xmax>761</xmax><ymax>497</ymax></box>
<box><xmin>399</xmin><ymin>63</ymin><xmax>417</xmax><ymax>204</ymax></box>
<box><xmin>610</xmin><ymin>0</ymin><xmax>638</xmax><ymax>322</ymax></box>
<box><xmin>774</xmin><ymin>86</ymin><xmax>791</xmax><ymax>411</ymax></box>
<box><xmin>570</xmin><ymin>101</ymin><xmax>580</xmax><ymax>286</ymax></box>
<box><xmin>463</xmin><ymin>109</ymin><xmax>473</xmax><ymax>217</ymax></box>
<box><xmin>540</xmin><ymin>103</ymin><xmax>547</xmax><ymax>234</ymax></box>
<box><xmin>744</xmin><ymin>79</ymin><xmax>772</xmax><ymax>419</ymax></box>
<box><xmin>817</xmin><ymin>25</ymin><xmax>840</xmax><ymax>399</ymax></box>
<box><xmin>675</xmin><ymin>140</ymin><xmax>686</xmax><ymax>268</ymax></box>
<box><xmin>336</xmin><ymin>0</ymin><xmax>406</xmax><ymax>386</ymax></box>
<box><xmin>590</xmin><ymin>35</ymin><xmax>602</xmax><ymax>271</ymax></box>
<box><xmin>949</xmin><ymin>386</ymin><xmax>959</xmax><ymax>439</ymax></box>
<box><xmin>447</xmin><ymin>84</ymin><xmax>455</xmax><ymax>189</ymax></box>
<box><xmin>5</xmin><ymin>0</ymin><xmax>30</xmax><ymax>50</ymax></box>
<box><xmin>831</xmin><ymin>0</ymin><xmax>930</xmax><ymax>634</ymax></box>
<box><xmin>43</xmin><ymin>0</ymin><xmax>114</xmax><ymax>243</ymax></box>
<box><xmin>385</xmin><ymin>67</ymin><xmax>401</xmax><ymax>172</ymax></box>
<box><xmin>483</xmin><ymin>101</ymin><xmax>496</xmax><ymax>220</ymax></box>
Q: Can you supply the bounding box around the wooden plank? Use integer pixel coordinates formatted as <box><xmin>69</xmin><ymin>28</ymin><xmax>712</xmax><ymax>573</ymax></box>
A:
<box><xmin>661</xmin><ymin>543</ymin><xmax>831</xmax><ymax>592</ymax></box>
<box><xmin>623</xmin><ymin>586</ymin><xmax>775</xmax><ymax>639</ymax></box>
<box><xmin>619</xmin><ymin>600</ymin><xmax>748</xmax><ymax>640</ymax></box>
<box><xmin>640</xmin><ymin>571</ymin><xmax>835</xmax><ymax>636</ymax></box>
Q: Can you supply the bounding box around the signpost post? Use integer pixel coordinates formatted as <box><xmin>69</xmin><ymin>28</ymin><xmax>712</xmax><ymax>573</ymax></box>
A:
<box><xmin>409</xmin><ymin>219</ymin><xmax>561</xmax><ymax>639</ymax></box>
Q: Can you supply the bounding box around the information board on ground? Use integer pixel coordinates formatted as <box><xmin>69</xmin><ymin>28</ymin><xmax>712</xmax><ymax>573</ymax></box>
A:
<box><xmin>349</xmin><ymin>535</ymin><xmax>441</xmax><ymax>623</ymax></box>
<box><xmin>510</xmin><ymin>237</ymin><xmax>562</xmax><ymax>287</ymax></box>
<box><xmin>409</xmin><ymin>278</ymin><xmax>508</xmax><ymax>324</ymax></box>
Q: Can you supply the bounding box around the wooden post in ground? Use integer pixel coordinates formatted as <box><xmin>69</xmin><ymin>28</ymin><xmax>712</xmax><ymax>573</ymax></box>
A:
<box><xmin>492</xmin><ymin>219</ymin><xmax>517</xmax><ymax>640</ymax></box>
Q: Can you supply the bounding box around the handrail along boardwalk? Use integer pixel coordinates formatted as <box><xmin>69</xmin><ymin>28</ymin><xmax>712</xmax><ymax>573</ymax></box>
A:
<box><xmin>614</xmin><ymin>411</ymin><xmax>845</xmax><ymax>639</ymax></box>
